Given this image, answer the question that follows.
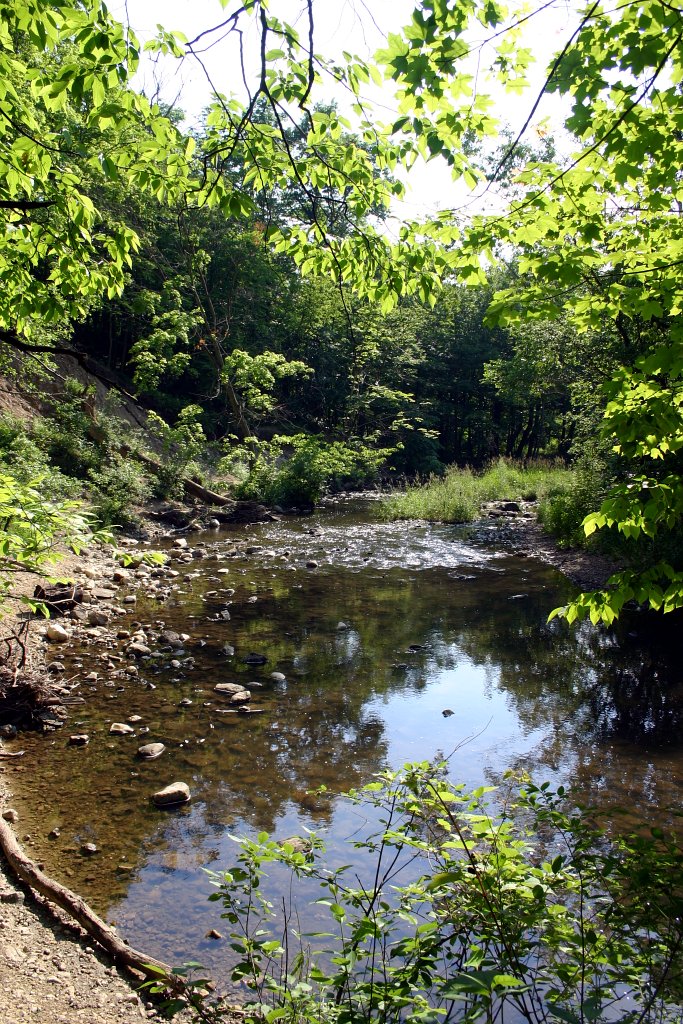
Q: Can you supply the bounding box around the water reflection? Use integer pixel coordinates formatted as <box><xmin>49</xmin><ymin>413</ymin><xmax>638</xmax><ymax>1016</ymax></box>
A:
<box><xmin>5</xmin><ymin>498</ymin><xmax>682</xmax><ymax>978</ymax></box>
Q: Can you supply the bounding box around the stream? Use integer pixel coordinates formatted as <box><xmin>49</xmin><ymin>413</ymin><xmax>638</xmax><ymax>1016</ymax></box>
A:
<box><xmin>6</xmin><ymin>496</ymin><xmax>683</xmax><ymax>985</ymax></box>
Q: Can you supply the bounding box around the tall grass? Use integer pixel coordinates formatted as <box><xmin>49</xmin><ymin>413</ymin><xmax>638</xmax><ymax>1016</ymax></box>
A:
<box><xmin>383</xmin><ymin>459</ymin><xmax>575</xmax><ymax>523</ymax></box>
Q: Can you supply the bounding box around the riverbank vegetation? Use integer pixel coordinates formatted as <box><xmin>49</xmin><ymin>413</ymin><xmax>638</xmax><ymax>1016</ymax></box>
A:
<box><xmin>172</xmin><ymin>764</ymin><xmax>683</xmax><ymax>1024</ymax></box>
<box><xmin>383</xmin><ymin>461</ymin><xmax>574</xmax><ymax>523</ymax></box>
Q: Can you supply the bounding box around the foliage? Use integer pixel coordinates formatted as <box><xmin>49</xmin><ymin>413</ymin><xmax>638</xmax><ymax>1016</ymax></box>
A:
<box><xmin>228</xmin><ymin>434</ymin><xmax>392</xmax><ymax>508</ymax></box>
<box><xmin>384</xmin><ymin>460</ymin><xmax>573</xmax><ymax>523</ymax></box>
<box><xmin>147</xmin><ymin>405</ymin><xmax>207</xmax><ymax>500</ymax></box>
<box><xmin>198</xmin><ymin>764</ymin><xmax>683</xmax><ymax>1024</ymax></box>
<box><xmin>0</xmin><ymin>470</ymin><xmax>110</xmax><ymax>611</ymax></box>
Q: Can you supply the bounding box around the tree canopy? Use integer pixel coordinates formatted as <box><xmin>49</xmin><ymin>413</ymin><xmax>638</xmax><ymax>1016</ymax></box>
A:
<box><xmin>1</xmin><ymin>0</ymin><xmax>682</xmax><ymax>624</ymax></box>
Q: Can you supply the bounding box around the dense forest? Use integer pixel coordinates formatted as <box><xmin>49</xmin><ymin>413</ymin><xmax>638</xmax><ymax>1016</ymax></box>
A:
<box><xmin>0</xmin><ymin>0</ymin><xmax>681</xmax><ymax>626</ymax></box>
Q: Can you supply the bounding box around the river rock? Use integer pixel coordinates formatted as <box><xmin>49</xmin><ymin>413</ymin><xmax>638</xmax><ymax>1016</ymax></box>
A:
<box><xmin>305</xmin><ymin>560</ymin><xmax>319</xmax><ymax>569</ymax></box>
<box><xmin>153</xmin><ymin>782</ymin><xmax>191</xmax><ymax>807</ymax></box>
<box><xmin>46</xmin><ymin>623</ymin><xmax>69</xmax><ymax>644</ymax></box>
<box><xmin>109</xmin><ymin>722</ymin><xmax>135</xmax><ymax>735</ymax></box>
<box><xmin>208</xmin><ymin>519</ymin><xmax>220</xmax><ymax>529</ymax></box>
<box><xmin>244</xmin><ymin>652</ymin><xmax>267</xmax><ymax>665</ymax></box>
<box><xmin>336</xmin><ymin>621</ymin><xmax>349</xmax><ymax>631</ymax></box>
<box><xmin>173</xmin><ymin>538</ymin><xmax>188</xmax><ymax>549</ymax></box>
<box><xmin>92</xmin><ymin>588</ymin><xmax>116</xmax><ymax>601</ymax></box>
<box><xmin>138</xmin><ymin>742</ymin><xmax>165</xmax><ymax>760</ymax></box>
<box><xmin>278</xmin><ymin>836</ymin><xmax>312</xmax><ymax>855</ymax></box>
<box><xmin>229</xmin><ymin>689</ymin><xmax>251</xmax><ymax>703</ymax></box>
<box><xmin>214</xmin><ymin>683</ymin><xmax>247</xmax><ymax>695</ymax></box>
<box><xmin>68</xmin><ymin>734</ymin><xmax>89</xmax><ymax>746</ymax></box>
<box><xmin>2</xmin><ymin>808</ymin><xmax>19</xmax><ymax>823</ymax></box>
<box><xmin>270</xmin><ymin>672</ymin><xmax>286</xmax><ymax>684</ymax></box>
<box><xmin>80</xmin><ymin>843</ymin><xmax>98</xmax><ymax>856</ymax></box>
<box><xmin>87</xmin><ymin>609</ymin><xmax>109</xmax><ymax>626</ymax></box>
<box><xmin>127</xmin><ymin>642</ymin><xmax>151</xmax><ymax>658</ymax></box>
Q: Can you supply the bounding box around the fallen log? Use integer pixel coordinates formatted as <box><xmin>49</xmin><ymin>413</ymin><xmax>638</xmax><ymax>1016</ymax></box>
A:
<box><xmin>119</xmin><ymin>445</ymin><xmax>273</xmax><ymax>519</ymax></box>
<box><xmin>0</xmin><ymin>815</ymin><xmax>176</xmax><ymax>982</ymax></box>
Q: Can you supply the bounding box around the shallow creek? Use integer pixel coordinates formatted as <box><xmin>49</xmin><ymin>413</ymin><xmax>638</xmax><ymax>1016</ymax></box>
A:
<box><xmin>6</xmin><ymin>497</ymin><xmax>683</xmax><ymax>983</ymax></box>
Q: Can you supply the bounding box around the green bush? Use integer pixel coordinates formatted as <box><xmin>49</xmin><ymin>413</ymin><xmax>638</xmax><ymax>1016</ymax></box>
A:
<box><xmin>87</xmin><ymin>455</ymin><xmax>149</xmax><ymax>528</ymax></box>
<box><xmin>228</xmin><ymin>434</ymin><xmax>391</xmax><ymax>507</ymax></box>
<box><xmin>163</xmin><ymin>764</ymin><xmax>683</xmax><ymax>1024</ymax></box>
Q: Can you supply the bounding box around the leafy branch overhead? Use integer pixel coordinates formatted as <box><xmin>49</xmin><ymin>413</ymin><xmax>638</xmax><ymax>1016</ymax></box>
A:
<box><xmin>0</xmin><ymin>0</ymin><xmax>682</xmax><ymax>623</ymax></box>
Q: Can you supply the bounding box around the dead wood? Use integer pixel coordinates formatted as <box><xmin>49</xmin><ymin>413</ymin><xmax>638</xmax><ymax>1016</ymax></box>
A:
<box><xmin>0</xmin><ymin>815</ymin><xmax>177</xmax><ymax>982</ymax></box>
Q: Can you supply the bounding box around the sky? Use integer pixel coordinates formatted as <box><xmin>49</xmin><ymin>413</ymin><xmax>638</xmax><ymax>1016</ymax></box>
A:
<box><xmin>109</xmin><ymin>0</ymin><xmax>576</xmax><ymax>219</ymax></box>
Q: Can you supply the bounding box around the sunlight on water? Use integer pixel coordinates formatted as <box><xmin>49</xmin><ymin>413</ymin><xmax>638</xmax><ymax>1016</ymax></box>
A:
<box><xmin>6</xmin><ymin>497</ymin><xmax>683</xmax><ymax>983</ymax></box>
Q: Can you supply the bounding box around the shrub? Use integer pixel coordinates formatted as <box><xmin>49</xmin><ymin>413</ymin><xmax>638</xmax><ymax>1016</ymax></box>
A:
<box><xmin>88</xmin><ymin>455</ymin><xmax>149</xmax><ymax>528</ymax></box>
<box><xmin>227</xmin><ymin>434</ymin><xmax>391</xmax><ymax>507</ymax></box>
<box><xmin>169</xmin><ymin>765</ymin><xmax>683</xmax><ymax>1024</ymax></box>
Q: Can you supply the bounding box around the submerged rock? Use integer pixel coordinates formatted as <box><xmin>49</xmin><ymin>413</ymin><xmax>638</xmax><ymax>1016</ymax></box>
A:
<box><xmin>138</xmin><ymin>742</ymin><xmax>165</xmax><ymax>760</ymax></box>
<box><xmin>244</xmin><ymin>652</ymin><xmax>267</xmax><ymax>665</ymax></box>
<box><xmin>153</xmin><ymin>782</ymin><xmax>191</xmax><ymax>807</ymax></box>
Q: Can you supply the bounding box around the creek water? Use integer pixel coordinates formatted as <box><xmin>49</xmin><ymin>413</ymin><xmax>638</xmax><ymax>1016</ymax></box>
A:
<box><xmin>7</xmin><ymin>497</ymin><xmax>683</xmax><ymax>984</ymax></box>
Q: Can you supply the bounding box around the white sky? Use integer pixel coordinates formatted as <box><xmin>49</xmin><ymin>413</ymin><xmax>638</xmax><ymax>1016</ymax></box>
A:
<box><xmin>110</xmin><ymin>0</ymin><xmax>576</xmax><ymax>219</ymax></box>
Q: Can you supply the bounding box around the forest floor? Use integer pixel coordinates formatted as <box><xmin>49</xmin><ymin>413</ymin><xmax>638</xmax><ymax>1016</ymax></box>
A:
<box><xmin>0</xmin><ymin>499</ymin><xmax>616</xmax><ymax>1024</ymax></box>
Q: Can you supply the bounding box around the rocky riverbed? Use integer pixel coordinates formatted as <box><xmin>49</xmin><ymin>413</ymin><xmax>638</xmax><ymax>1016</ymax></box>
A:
<box><xmin>0</xmin><ymin>498</ymin><xmax>620</xmax><ymax>1023</ymax></box>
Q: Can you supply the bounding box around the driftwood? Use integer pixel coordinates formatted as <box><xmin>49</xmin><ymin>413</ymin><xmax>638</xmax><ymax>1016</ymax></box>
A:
<box><xmin>0</xmin><ymin>750</ymin><xmax>24</xmax><ymax>757</ymax></box>
<box><xmin>0</xmin><ymin>815</ymin><xmax>176</xmax><ymax>982</ymax></box>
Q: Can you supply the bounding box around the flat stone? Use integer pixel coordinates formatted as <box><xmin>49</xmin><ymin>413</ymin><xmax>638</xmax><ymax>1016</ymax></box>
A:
<box><xmin>214</xmin><ymin>682</ymin><xmax>249</xmax><ymax>695</ymax></box>
<box><xmin>92</xmin><ymin>589</ymin><xmax>116</xmax><ymax>600</ymax></box>
<box><xmin>152</xmin><ymin>782</ymin><xmax>191</xmax><ymax>807</ymax></box>
<box><xmin>109</xmin><ymin>722</ymin><xmax>135</xmax><ymax>735</ymax></box>
<box><xmin>127</xmin><ymin>642</ymin><xmax>151</xmax><ymax>658</ymax></box>
<box><xmin>68</xmin><ymin>734</ymin><xmax>89</xmax><ymax>746</ymax></box>
<box><xmin>138</xmin><ymin>742</ymin><xmax>165</xmax><ymax>761</ymax></box>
